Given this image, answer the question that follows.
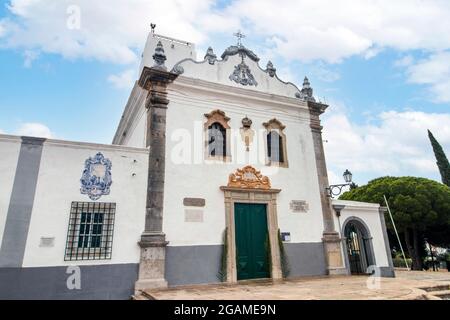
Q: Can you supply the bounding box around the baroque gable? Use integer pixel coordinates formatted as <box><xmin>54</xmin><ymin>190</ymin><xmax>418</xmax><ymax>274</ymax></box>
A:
<box><xmin>170</xmin><ymin>44</ymin><xmax>307</xmax><ymax>99</ymax></box>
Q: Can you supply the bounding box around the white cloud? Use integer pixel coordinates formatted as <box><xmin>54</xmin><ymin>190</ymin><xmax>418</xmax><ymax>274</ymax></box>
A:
<box><xmin>108</xmin><ymin>69</ymin><xmax>136</xmax><ymax>89</ymax></box>
<box><xmin>310</xmin><ymin>63</ymin><xmax>340</xmax><ymax>83</ymax></box>
<box><xmin>2</xmin><ymin>1</ymin><xmax>450</xmax><ymax>64</ymax></box>
<box><xmin>364</xmin><ymin>47</ymin><xmax>383</xmax><ymax>60</ymax></box>
<box><xmin>394</xmin><ymin>55</ymin><xmax>414</xmax><ymax>68</ymax></box>
<box><xmin>228</xmin><ymin>0</ymin><xmax>450</xmax><ymax>62</ymax></box>
<box><xmin>23</xmin><ymin>49</ymin><xmax>39</xmax><ymax>67</ymax></box>
<box><xmin>0</xmin><ymin>0</ymin><xmax>238</xmax><ymax>64</ymax></box>
<box><xmin>3</xmin><ymin>1</ymin><xmax>450</xmax><ymax>102</ymax></box>
<box><xmin>16</xmin><ymin>122</ymin><xmax>53</xmax><ymax>138</ymax></box>
<box><xmin>323</xmin><ymin>108</ymin><xmax>450</xmax><ymax>182</ymax></box>
<box><xmin>405</xmin><ymin>52</ymin><xmax>450</xmax><ymax>103</ymax></box>
<box><xmin>0</xmin><ymin>20</ymin><xmax>7</xmax><ymax>38</ymax></box>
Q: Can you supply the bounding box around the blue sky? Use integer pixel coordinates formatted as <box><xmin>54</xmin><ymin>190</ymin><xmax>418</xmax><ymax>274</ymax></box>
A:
<box><xmin>0</xmin><ymin>0</ymin><xmax>449</xmax><ymax>185</ymax></box>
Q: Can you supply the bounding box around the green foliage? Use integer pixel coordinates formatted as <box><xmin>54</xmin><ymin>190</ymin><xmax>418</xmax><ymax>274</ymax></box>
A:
<box><xmin>265</xmin><ymin>232</ymin><xmax>272</xmax><ymax>274</ymax></box>
<box><xmin>349</xmin><ymin>182</ymin><xmax>359</xmax><ymax>190</ymax></box>
<box><xmin>341</xmin><ymin>176</ymin><xmax>450</xmax><ymax>270</ymax></box>
<box><xmin>277</xmin><ymin>229</ymin><xmax>291</xmax><ymax>278</ymax></box>
<box><xmin>340</xmin><ymin>176</ymin><xmax>450</xmax><ymax>241</ymax></box>
<box><xmin>428</xmin><ymin>130</ymin><xmax>450</xmax><ymax>187</ymax></box>
<box><xmin>217</xmin><ymin>228</ymin><xmax>228</xmax><ymax>282</ymax></box>
<box><xmin>393</xmin><ymin>257</ymin><xmax>412</xmax><ymax>268</ymax></box>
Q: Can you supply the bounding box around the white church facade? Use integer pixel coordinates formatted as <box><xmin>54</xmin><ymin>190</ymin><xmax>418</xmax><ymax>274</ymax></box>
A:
<box><xmin>0</xmin><ymin>31</ymin><xmax>394</xmax><ymax>299</ymax></box>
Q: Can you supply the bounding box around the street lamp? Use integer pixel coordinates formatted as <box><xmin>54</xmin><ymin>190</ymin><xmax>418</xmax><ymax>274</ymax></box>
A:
<box><xmin>343</xmin><ymin>169</ymin><xmax>352</xmax><ymax>184</ymax></box>
<box><xmin>326</xmin><ymin>169</ymin><xmax>353</xmax><ymax>198</ymax></box>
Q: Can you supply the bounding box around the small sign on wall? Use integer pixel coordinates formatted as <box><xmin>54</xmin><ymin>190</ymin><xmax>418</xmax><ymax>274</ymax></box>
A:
<box><xmin>290</xmin><ymin>200</ymin><xmax>309</xmax><ymax>213</ymax></box>
<box><xmin>183</xmin><ymin>198</ymin><xmax>206</xmax><ymax>207</ymax></box>
<box><xmin>184</xmin><ymin>209</ymin><xmax>204</xmax><ymax>223</ymax></box>
<box><xmin>39</xmin><ymin>237</ymin><xmax>55</xmax><ymax>247</ymax></box>
<box><xmin>281</xmin><ymin>232</ymin><xmax>291</xmax><ymax>242</ymax></box>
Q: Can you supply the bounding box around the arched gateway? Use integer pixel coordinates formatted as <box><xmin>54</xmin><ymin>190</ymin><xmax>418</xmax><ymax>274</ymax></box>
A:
<box><xmin>343</xmin><ymin>218</ymin><xmax>376</xmax><ymax>275</ymax></box>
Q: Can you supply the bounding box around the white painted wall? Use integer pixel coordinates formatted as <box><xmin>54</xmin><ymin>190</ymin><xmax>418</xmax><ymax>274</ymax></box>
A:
<box><xmin>20</xmin><ymin>139</ymin><xmax>149</xmax><ymax>267</ymax></box>
<box><xmin>114</xmin><ymin>33</ymin><xmax>305</xmax><ymax>148</ymax></box>
<box><xmin>162</xmin><ymin>81</ymin><xmax>324</xmax><ymax>246</ymax></box>
<box><xmin>113</xmin><ymin>83</ymin><xmax>147</xmax><ymax>147</ymax></box>
<box><xmin>0</xmin><ymin>135</ymin><xmax>21</xmax><ymax>244</ymax></box>
<box><xmin>122</xmin><ymin>105</ymin><xmax>146</xmax><ymax>148</ymax></box>
<box><xmin>176</xmin><ymin>54</ymin><xmax>301</xmax><ymax>98</ymax></box>
<box><xmin>139</xmin><ymin>33</ymin><xmax>197</xmax><ymax>75</ymax></box>
<box><xmin>333</xmin><ymin>199</ymin><xmax>390</xmax><ymax>268</ymax></box>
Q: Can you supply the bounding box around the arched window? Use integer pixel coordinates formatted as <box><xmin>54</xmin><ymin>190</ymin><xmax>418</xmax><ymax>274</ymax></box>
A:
<box><xmin>263</xmin><ymin>118</ymin><xmax>288</xmax><ymax>167</ymax></box>
<box><xmin>208</xmin><ymin>122</ymin><xmax>226</xmax><ymax>157</ymax></box>
<box><xmin>204</xmin><ymin>109</ymin><xmax>231</xmax><ymax>161</ymax></box>
<box><xmin>267</xmin><ymin>130</ymin><xmax>284</xmax><ymax>163</ymax></box>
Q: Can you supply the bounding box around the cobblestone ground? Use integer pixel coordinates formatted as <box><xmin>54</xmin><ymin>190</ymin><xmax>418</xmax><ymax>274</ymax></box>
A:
<box><xmin>139</xmin><ymin>270</ymin><xmax>450</xmax><ymax>300</ymax></box>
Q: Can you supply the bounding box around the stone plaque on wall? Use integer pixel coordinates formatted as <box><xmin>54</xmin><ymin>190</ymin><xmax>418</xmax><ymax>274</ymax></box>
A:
<box><xmin>290</xmin><ymin>200</ymin><xmax>309</xmax><ymax>212</ymax></box>
<box><xmin>39</xmin><ymin>237</ymin><xmax>55</xmax><ymax>247</ymax></box>
<box><xmin>183</xmin><ymin>198</ymin><xmax>206</xmax><ymax>207</ymax></box>
<box><xmin>185</xmin><ymin>209</ymin><xmax>204</xmax><ymax>222</ymax></box>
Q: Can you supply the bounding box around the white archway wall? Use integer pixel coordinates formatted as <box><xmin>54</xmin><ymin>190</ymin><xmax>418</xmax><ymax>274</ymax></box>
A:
<box><xmin>333</xmin><ymin>200</ymin><xmax>390</xmax><ymax>268</ymax></box>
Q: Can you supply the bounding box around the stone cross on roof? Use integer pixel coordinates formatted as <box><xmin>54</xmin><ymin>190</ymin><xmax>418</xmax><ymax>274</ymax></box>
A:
<box><xmin>233</xmin><ymin>30</ymin><xmax>246</xmax><ymax>46</ymax></box>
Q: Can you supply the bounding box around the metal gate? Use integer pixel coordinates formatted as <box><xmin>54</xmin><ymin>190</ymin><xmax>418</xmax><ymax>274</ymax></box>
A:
<box><xmin>345</xmin><ymin>222</ymin><xmax>367</xmax><ymax>274</ymax></box>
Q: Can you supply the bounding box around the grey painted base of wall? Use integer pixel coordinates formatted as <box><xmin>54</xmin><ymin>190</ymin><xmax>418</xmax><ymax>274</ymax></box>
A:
<box><xmin>284</xmin><ymin>242</ymin><xmax>327</xmax><ymax>277</ymax></box>
<box><xmin>379</xmin><ymin>266</ymin><xmax>396</xmax><ymax>278</ymax></box>
<box><xmin>165</xmin><ymin>245</ymin><xmax>222</xmax><ymax>286</ymax></box>
<box><xmin>165</xmin><ymin>243</ymin><xmax>328</xmax><ymax>287</ymax></box>
<box><xmin>0</xmin><ymin>263</ymin><xmax>138</xmax><ymax>300</ymax></box>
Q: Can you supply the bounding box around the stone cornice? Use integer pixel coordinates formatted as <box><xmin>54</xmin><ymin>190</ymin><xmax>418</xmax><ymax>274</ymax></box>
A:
<box><xmin>138</xmin><ymin>66</ymin><xmax>179</xmax><ymax>91</ymax></box>
<box><xmin>0</xmin><ymin>134</ymin><xmax>22</xmax><ymax>143</ymax></box>
<box><xmin>308</xmin><ymin>100</ymin><xmax>329</xmax><ymax>116</ymax></box>
<box><xmin>45</xmin><ymin>137</ymin><xmax>149</xmax><ymax>154</ymax></box>
<box><xmin>332</xmin><ymin>199</ymin><xmax>380</xmax><ymax>212</ymax></box>
<box><xmin>220</xmin><ymin>186</ymin><xmax>282</xmax><ymax>194</ymax></box>
<box><xmin>171</xmin><ymin>76</ymin><xmax>309</xmax><ymax>111</ymax></box>
<box><xmin>1</xmin><ymin>133</ymin><xmax>148</xmax><ymax>153</ymax></box>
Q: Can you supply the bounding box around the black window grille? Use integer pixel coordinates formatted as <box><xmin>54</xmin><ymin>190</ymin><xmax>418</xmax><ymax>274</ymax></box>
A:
<box><xmin>65</xmin><ymin>202</ymin><xmax>116</xmax><ymax>261</ymax></box>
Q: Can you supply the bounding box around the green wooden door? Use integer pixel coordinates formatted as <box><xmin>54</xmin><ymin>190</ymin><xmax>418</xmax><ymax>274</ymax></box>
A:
<box><xmin>234</xmin><ymin>203</ymin><xmax>270</xmax><ymax>280</ymax></box>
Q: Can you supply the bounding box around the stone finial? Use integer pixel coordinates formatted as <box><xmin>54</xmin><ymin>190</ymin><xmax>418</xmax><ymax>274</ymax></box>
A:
<box><xmin>204</xmin><ymin>47</ymin><xmax>217</xmax><ymax>65</ymax></box>
<box><xmin>152</xmin><ymin>41</ymin><xmax>167</xmax><ymax>70</ymax></box>
<box><xmin>301</xmin><ymin>76</ymin><xmax>315</xmax><ymax>101</ymax></box>
<box><xmin>266</xmin><ymin>61</ymin><xmax>276</xmax><ymax>77</ymax></box>
<box><xmin>241</xmin><ymin>116</ymin><xmax>252</xmax><ymax>128</ymax></box>
<box><xmin>303</xmin><ymin>76</ymin><xmax>311</xmax><ymax>89</ymax></box>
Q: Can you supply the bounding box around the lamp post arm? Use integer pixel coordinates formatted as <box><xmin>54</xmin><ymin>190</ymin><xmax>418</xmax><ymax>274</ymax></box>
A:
<box><xmin>326</xmin><ymin>183</ymin><xmax>350</xmax><ymax>198</ymax></box>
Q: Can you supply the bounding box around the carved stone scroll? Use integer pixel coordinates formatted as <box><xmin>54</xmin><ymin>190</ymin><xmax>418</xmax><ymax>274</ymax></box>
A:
<box><xmin>227</xmin><ymin>165</ymin><xmax>271</xmax><ymax>190</ymax></box>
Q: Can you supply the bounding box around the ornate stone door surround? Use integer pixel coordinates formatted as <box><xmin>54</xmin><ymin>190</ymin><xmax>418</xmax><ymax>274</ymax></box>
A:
<box><xmin>220</xmin><ymin>166</ymin><xmax>282</xmax><ymax>283</ymax></box>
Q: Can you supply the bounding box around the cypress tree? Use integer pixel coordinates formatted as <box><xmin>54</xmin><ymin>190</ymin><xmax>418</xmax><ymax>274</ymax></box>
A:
<box><xmin>428</xmin><ymin>129</ymin><xmax>450</xmax><ymax>187</ymax></box>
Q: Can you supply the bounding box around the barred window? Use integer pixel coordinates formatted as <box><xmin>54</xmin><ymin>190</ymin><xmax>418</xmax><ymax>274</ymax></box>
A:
<box><xmin>65</xmin><ymin>202</ymin><xmax>116</xmax><ymax>261</ymax></box>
